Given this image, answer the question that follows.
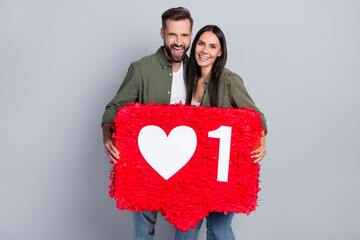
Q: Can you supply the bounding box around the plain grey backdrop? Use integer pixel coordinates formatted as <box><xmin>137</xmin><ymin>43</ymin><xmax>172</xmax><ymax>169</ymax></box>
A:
<box><xmin>1</xmin><ymin>0</ymin><xmax>359</xmax><ymax>239</ymax></box>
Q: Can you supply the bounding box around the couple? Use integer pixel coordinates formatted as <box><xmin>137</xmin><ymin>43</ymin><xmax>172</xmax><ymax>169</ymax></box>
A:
<box><xmin>102</xmin><ymin>7</ymin><xmax>267</xmax><ymax>240</ymax></box>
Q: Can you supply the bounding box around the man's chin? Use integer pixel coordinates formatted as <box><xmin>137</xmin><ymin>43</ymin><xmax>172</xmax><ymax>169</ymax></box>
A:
<box><xmin>169</xmin><ymin>54</ymin><xmax>184</xmax><ymax>63</ymax></box>
<box><xmin>164</xmin><ymin>45</ymin><xmax>185</xmax><ymax>63</ymax></box>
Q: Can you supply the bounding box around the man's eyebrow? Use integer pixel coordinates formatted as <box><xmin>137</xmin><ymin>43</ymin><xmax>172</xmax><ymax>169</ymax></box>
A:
<box><xmin>166</xmin><ymin>32</ymin><xmax>191</xmax><ymax>36</ymax></box>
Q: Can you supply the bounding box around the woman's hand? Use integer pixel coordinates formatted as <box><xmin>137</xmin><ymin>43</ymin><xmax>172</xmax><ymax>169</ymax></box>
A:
<box><xmin>251</xmin><ymin>132</ymin><xmax>266</xmax><ymax>163</ymax></box>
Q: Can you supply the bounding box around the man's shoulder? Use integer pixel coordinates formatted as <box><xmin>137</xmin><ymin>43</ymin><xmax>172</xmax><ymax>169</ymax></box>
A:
<box><xmin>134</xmin><ymin>51</ymin><xmax>158</xmax><ymax>64</ymax></box>
<box><xmin>130</xmin><ymin>47</ymin><xmax>164</xmax><ymax>69</ymax></box>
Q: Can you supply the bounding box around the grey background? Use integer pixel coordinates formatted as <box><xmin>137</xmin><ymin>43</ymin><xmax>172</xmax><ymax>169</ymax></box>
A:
<box><xmin>1</xmin><ymin>0</ymin><xmax>359</xmax><ymax>239</ymax></box>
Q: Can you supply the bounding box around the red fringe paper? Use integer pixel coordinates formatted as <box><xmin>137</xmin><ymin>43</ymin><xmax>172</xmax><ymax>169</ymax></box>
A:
<box><xmin>109</xmin><ymin>103</ymin><xmax>264</xmax><ymax>232</ymax></box>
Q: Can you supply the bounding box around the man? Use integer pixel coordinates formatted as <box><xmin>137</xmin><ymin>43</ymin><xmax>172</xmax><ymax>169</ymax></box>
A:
<box><xmin>102</xmin><ymin>7</ymin><xmax>193</xmax><ymax>240</ymax></box>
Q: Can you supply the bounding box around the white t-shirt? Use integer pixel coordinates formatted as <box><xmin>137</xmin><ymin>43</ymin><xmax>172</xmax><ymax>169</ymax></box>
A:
<box><xmin>170</xmin><ymin>62</ymin><xmax>186</xmax><ymax>104</ymax></box>
<box><xmin>190</xmin><ymin>97</ymin><xmax>201</xmax><ymax>106</ymax></box>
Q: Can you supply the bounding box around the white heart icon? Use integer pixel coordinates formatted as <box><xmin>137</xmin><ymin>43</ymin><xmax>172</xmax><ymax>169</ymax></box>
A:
<box><xmin>138</xmin><ymin>125</ymin><xmax>197</xmax><ymax>180</ymax></box>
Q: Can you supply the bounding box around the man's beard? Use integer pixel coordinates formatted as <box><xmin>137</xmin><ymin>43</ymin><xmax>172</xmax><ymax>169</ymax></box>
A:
<box><xmin>164</xmin><ymin>43</ymin><xmax>189</xmax><ymax>63</ymax></box>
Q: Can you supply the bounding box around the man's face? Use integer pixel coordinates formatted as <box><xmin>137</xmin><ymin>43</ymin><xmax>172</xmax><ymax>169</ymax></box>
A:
<box><xmin>161</xmin><ymin>19</ymin><xmax>192</xmax><ymax>63</ymax></box>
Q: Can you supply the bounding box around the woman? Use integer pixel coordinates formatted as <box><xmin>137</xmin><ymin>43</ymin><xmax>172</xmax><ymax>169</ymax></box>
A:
<box><xmin>175</xmin><ymin>25</ymin><xmax>267</xmax><ymax>240</ymax></box>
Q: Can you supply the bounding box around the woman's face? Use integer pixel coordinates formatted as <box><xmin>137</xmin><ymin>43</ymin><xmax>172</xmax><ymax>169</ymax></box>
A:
<box><xmin>194</xmin><ymin>31</ymin><xmax>222</xmax><ymax>70</ymax></box>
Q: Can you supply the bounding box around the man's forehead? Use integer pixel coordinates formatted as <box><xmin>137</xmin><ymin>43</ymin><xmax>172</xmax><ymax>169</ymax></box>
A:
<box><xmin>164</xmin><ymin>19</ymin><xmax>192</xmax><ymax>33</ymax></box>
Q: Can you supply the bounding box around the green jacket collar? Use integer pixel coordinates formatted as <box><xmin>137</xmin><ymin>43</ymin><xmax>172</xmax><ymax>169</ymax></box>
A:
<box><xmin>194</xmin><ymin>72</ymin><xmax>211</xmax><ymax>87</ymax></box>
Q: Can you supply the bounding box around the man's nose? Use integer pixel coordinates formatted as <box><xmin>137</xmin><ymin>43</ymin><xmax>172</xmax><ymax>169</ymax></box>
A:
<box><xmin>175</xmin><ymin>35</ymin><xmax>182</xmax><ymax>46</ymax></box>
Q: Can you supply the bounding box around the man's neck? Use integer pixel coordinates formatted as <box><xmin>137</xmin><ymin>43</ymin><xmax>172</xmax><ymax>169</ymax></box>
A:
<box><xmin>172</xmin><ymin>62</ymin><xmax>182</xmax><ymax>72</ymax></box>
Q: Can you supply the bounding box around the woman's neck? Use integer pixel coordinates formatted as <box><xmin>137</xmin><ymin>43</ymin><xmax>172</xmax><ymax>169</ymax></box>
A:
<box><xmin>199</xmin><ymin>66</ymin><xmax>212</xmax><ymax>82</ymax></box>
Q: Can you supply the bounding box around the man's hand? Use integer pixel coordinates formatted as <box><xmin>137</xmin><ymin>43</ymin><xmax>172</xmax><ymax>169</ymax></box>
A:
<box><xmin>251</xmin><ymin>131</ymin><xmax>266</xmax><ymax>163</ymax></box>
<box><xmin>103</xmin><ymin>122</ymin><xmax>119</xmax><ymax>164</ymax></box>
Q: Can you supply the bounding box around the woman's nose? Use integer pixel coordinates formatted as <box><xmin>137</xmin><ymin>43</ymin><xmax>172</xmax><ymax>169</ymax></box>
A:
<box><xmin>201</xmin><ymin>46</ymin><xmax>208</xmax><ymax>53</ymax></box>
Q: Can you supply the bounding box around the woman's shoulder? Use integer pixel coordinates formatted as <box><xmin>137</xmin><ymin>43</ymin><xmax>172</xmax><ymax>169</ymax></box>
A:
<box><xmin>221</xmin><ymin>68</ymin><xmax>244</xmax><ymax>84</ymax></box>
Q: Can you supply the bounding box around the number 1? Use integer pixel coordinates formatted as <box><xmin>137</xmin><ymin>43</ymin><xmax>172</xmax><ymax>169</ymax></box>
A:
<box><xmin>208</xmin><ymin>126</ymin><xmax>232</xmax><ymax>182</ymax></box>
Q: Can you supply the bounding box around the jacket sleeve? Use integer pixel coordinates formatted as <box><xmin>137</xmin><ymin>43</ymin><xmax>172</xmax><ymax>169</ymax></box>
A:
<box><xmin>101</xmin><ymin>63</ymin><xmax>141</xmax><ymax>126</ymax></box>
<box><xmin>228</xmin><ymin>73</ymin><xmax>268</xmax><ymax>133</ymax></box>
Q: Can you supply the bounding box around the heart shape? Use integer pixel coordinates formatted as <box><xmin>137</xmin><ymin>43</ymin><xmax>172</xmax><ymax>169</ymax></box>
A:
<box><xmin>138</xmin><ymin>125</ymin><xmax>197</xmax><ymax>180</ymax></box>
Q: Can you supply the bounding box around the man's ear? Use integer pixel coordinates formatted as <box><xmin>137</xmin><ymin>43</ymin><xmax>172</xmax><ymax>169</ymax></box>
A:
<box><xmin>160</xmin><ymin>28</ymin><xmax>165</xmax><ymax>39</ymax></box>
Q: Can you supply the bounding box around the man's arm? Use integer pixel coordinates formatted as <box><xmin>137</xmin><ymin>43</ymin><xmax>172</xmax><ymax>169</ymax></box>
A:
<box><xmin>102</xmin><ymin>64</ymin><xmax>140</xmax><ymax>125</ymax></box>
<box><xmin>103</xmin><ymin>122</ymin><xmax>119</xmax><ymax>164</ymax></box>
<box><xmin>102</xmin><ymin>64</ymin><xmax>141</xmax><ymax>164</ymax></box>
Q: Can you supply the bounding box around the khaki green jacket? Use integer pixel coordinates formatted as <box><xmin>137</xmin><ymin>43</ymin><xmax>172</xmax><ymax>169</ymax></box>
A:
<box><xmin>102</xmin><ymin>47</ymin><xmax>188</xmax><ymax>125</ymax></box>
<box><xmin>197</xmin><ymin>68</ymin><xmax>267</xmax><ymax>131</ymax></box>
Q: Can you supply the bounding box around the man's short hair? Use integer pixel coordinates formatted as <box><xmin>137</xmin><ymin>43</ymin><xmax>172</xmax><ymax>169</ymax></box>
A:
<box><xmin>161</xmin><ymin>7</ymin><xmax>193</xmax><ymax>31</ymax></box>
